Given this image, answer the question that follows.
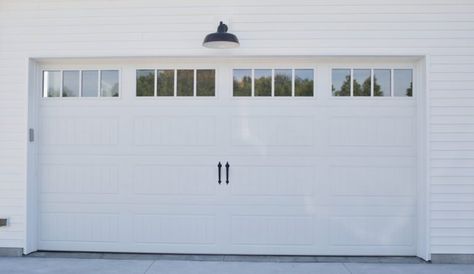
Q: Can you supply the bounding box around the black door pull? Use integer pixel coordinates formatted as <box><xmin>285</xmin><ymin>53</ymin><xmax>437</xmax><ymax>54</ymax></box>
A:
<box><xmin>217</xmin><ymin>162</ymin><xmax>222</xmax><ymax>184</ymax></box>
<box><xmin>225</xmin><ymin>162</ymin><xmax>230</xmax><ymax>184</ymax></box>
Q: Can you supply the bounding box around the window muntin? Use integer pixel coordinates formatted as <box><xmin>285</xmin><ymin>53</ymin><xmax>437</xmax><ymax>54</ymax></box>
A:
<box><xmin>43</xmin><ymin>69</ymin><xmax>119</xmax><ymax>98</ymax></box>
<box><xmin>332</xmin><ymin>68</ymin><xmax>413</xmax><ymax>97</ymax></box>
<box><xmin>136</xmin><ymin>69</ymin><xmax>214</xmax><ymax>97</ymax></box>
<box><xmin>233</xmin><ymin>68</ymin><xmax>314</xmax><ymax>97</ymax></box>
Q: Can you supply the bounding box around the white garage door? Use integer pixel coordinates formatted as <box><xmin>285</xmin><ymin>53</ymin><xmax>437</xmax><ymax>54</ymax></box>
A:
<box><xmin>37</xmin><ymin>59</ymin><xmax>418</xmax><ymax>255</ymax></box>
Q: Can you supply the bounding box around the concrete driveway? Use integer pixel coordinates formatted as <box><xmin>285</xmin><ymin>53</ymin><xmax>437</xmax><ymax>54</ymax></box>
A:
<box><xmin>1</xmin><ymin>256</ymin><xmax>474</xmax><ymax>274</ymax></box>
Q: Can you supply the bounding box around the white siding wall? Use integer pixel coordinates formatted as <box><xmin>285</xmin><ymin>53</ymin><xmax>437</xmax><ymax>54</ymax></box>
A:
<box><xmin>0</xmin><ymin>0</ymin><xmax>473</xmax><ymax>256</ymax></box>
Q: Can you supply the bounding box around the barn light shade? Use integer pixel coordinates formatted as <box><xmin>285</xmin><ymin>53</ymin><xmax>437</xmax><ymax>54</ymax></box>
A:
<box><xmin>203</xmin><ymin>21</ymin><xmax>240</xmax><ymax>49</ymax></box>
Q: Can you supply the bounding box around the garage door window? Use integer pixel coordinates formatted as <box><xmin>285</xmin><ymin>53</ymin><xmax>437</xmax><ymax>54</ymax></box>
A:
<box><xmin>42</xmin><ymin>70</ymin><xmax>120</xmax><ymax>97</ymax></box>
<box><xmin>332</xmin><ymin>68</ymin><xmax>413</xmax><ymax>97</ymax></box>
<box><xmin>136</xmin><ymin>69</ymin><xmax>215</xmax><ymax>97</ymax></box>
<box><xmin>394</xmin><ymin>69</ymin><xmax>413</xmax><ymax>97</ymax></box>
<box><xmin>43</xmin><ymin>71</ymin><xmax>61</xmax><ymax>97</ymax></box>
<box><xmin>233</xmin><ymin>69</ymin><xmax>314</xmax><ymax>97</ymax></box>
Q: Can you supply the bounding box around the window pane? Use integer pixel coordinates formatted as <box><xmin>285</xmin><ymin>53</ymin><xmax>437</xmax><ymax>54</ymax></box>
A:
<box><xmin>157</xmin><ymin>70</ymin><xmax>174</xmax><ymax>96</ymax></box>
<box><xmin>274</xmin><ymin>69</ymin><xmax>292</xmax><ymax>96</ymax></box>
<box><xmin>353</xmin><ymin>69</ymin><xmax>371</xmax><ymax>96</ymax></box>
<box><xmin>295</xmin><ymin>69</ymin><xmax>314</xmax><ymax>96</ymax></box>
<box><xmin>62</xmin><ymin>71</ymin><xmax>79</xmax><ymax>97</ymax></box>
<box><xmin>254</xmin><ymin>69</ymin><xmax>271</xmax><ymax>96</ymax></box>
<box><xmin>43</xmin><ymin>71</ymin><xmax>61</xmax><ymax>97</ymax></box>
<box><xmin>177</xmin><ymin>70</ymin><xmax>193</xmax><ymax>96</ymax></box>
<box><xmin>136</xmin><ymin>70</ymin><xmax>154</xmax><ymax>96</ymax></box>
<box><xmin>394</xmin><ymin>69</ymin><xmax>413</xmax><ymax>97</ymax></box>
<box><xmin>233</xmin><ymin>69</ymin><xmax>252</xmax><ymax>96</ymax></box>
<box><xmin>82</xmin><ymin>70</ymin><xmax>99</xmax><ymax>97</ymax></box>
<box><xmin>100</xmin><ymin>70</ymin><xmax>119</xmax><ymax>97</ymax></box>
<box><xmin>196</xmin><ymin>70</ymin><xmax>215</xmax><ymax>96</ymax></box>
<box><xmin>374</xmin><ymin>69</ymin><xmax>391</xmax><ymax>97</ymax></box>
<box><xmin>332</xmin><ymin>69</ymin><xmax>351</xmax><ymax>96</ymax></box>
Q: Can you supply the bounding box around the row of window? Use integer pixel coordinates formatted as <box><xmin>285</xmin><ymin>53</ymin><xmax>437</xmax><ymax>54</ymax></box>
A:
<box><xmin>233</xmin><ymin>69</ymin><xmax>314</xmax><ymax>97</ymax></box>
<box><xmin>43</xmin><ymin>70</ymin><xmax>119</xmax><ymax>97</ymax></box>
<box><xmin>137</xmin><ymin>69</ymin><xmax>215</xmax><ymax>97</ymax></box>
<box><xmin>43</xmin><ymin>68</ymin><xmax>413</xmax><ymax>98</ymax></box>
<box><xmin>332</xmin><ymin>69</ymin><xmax>413</xmax><ymax>97</ymax></box>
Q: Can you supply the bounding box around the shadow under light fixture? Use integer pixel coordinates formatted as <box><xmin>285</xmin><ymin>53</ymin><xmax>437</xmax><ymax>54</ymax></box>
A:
<box><xmin>203</xmin><ymin>21</ymin><xmax>240</xmax><ymax>49</ymax></box>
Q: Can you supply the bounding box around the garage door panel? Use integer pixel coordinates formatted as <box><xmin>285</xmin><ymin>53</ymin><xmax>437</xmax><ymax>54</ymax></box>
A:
<box><xmin>230</xmin><ymin>215</ymin><xmax>315</xmax><ymax>246</ymax></box>
<box><xmin>40</xmin><ymin>193</ymin><xmax>221</xmax><ymax>205</ymax></box>
<box><xmin>328</xmin><ymin>196</ymin><xmax>416</xmax><ymax>207</ymax></box>
<box><xmin>328</xmin><ymin>147</ymin><xmax>416</xmax><ymax>157</ymax></box>
<box><xmin>325</xmin><ymin>157</ymin><xmax>417</xmax><ymax>205</ymax></box>
<box><xmin>133</xmin><ymin>165</ymin><xmax>216</xmax><ymax>196</ymax></box>
<box><xmin>329</xmin><ymin>216</ymin><xmax>415</xmax><ymax>247</ymax></box>
<box><xmin>229</xmin><ymin>165</ymin><xmax>315</xmax><ymax>197</ymax></box>
<box><xmin>329</xmin><ymin>166</ymin><xmax>416</xmax><ymax>197</ymax></box>
<box><xmin>326</xmin><ymin>104</ymin><xmax>416</xmax><ymax>115</ymax></box>
<box><xmin>134</xmin><ymin>214</ymin><xmax>216</xmax><ymax>245</ymax></box>
<box><xmin>40</xmin><ymin>164</ymin><xmax>119</xmax><ymax>194</ymax></box>
<box><xmin>40</xmin><ymin>213</ymin><xmax>120</xmax><ymax>243</ymax></box>
<box><xmin>329</xmin><ymin>116</ymin><xmax>415</xmax><ymax>148</ymax></box>
<box><xmin>224</xmin><ymin>205</ymin><xmax>317</xmax><ymax>252</ymax></box>
<box><xmin>39</xmin><ymin>116</ymin><xmax>119</xmax><ymax>146</ymax></box>
<box><xmin>133</xmin><ymin>116</ymin><xmax>217</xmax><ymax>147</ymax></box>
<box><xmin>325</xmin><ymin>205</ymin><xmax>416</xmax><ymax>217</ymax></box>
<box><xmin>40</xmin><ymin>155</ymin><xmax>220</xmax><ymax>205</ymax></box>
<box><xmin>230</xmin><ymin>116</ymin><xmax>314</xmax><ymax>147</ymax></box>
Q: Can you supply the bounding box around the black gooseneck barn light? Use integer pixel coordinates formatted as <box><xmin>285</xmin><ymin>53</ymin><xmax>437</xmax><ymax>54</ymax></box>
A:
<box><xmin>203</xmin><ymin>21</ymin><xmax>240</xmax><ymax>49</ymax></box>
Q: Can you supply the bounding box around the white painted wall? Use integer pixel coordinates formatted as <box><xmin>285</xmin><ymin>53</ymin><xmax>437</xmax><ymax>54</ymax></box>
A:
<box><xmin>0</xmin><ymin>0</ymin><xmax>473</xmax><ymax>257</ymax></box>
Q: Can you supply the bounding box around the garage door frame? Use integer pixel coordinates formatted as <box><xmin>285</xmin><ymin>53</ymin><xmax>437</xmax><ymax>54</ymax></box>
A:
<box><xmin>25</xmin><ymin>56</ymin><xmax>430</xmax><ymax>259</ymax></box>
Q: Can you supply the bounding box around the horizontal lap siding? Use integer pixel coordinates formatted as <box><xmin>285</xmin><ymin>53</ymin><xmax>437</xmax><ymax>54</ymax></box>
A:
<box><xmin>430</xmin><ymin>55</ymin><xmax>474</xmax><ymax>254</ymax></box>
<box><xmin>0</xmin><ymin>57</ymin><xmax>27</xmax><ymax>248</ymax></box>
<box><xmin>1</xmin><ymin>0</ymin><xmax>474</xmax><ymax>255</ymax></box>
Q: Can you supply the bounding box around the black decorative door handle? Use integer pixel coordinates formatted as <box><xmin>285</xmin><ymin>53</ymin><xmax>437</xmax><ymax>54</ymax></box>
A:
<box><xmin>217</xmin><ymin>162</ymin><xmax>222</xmax><ymax>184</ymax></box>
<box><xmin>225</xmin><ymin>162</ymin><xmax>230</xmax><ymax>184</ymax></box>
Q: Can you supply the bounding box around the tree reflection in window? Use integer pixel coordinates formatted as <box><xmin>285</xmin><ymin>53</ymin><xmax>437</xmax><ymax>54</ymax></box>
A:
<box><xmin>295</xmin><ymin>69</ymin><xmax>313</xmax><ymax>96</ymax></box>
<box><xmin>196</xmin><ymin>70</ymin><xmax>215</xmax><ymax>96</ymax></box>
<box><xmin>332</xmin><ymin>69</ymin><xmax>351</xmax><ymax>96</ymax></box>
<box><xmin>254</xmin><ymin>69</ymin><xmax>272</xmax><ymax>96</ymax></box>
<box><xmin>274</xmin><ymin>69</ymin><xmax>292</xmax><ymax>96</ymax></box>
<box><xmin>100</xmin><ymin>70</ymin><xmax>119</xmax><ymax>97</ymax></box>
<box><xmin>233</xmin><ymin>69</ymin><xmax>252</xmax><ymax>96</ymax></box>
<box><xmin>353</xmin><ymin>69</ymin><xmax>371</xmax><ymax>96</ymax></box>
<box><xmin>374</xmin><ymin>69</ymin><xmax>391</xmax><ymax>97</ymax></box>
<box><xmin>136</xmin><ymin>70</ymin><xmax>154</xmax><ymax>96</ymax></box>
<box><xmin>332</xmin><ymin>68</ymin><xmax>413</xmax><ymax>97</ymax></box>
<box><xmin>157</xmin><ymin>70</ymin><xmax>174</xmax><ymax>96</ymax></box>
<box><xmin>394</xmin><ymin>69</ymin><xmax>413</xmax><ymax>97</ymax></box>
<box><xmin>177</xmin><ymin>70</ymin><xmax>194</xmax><ymax>96</ymax></box>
